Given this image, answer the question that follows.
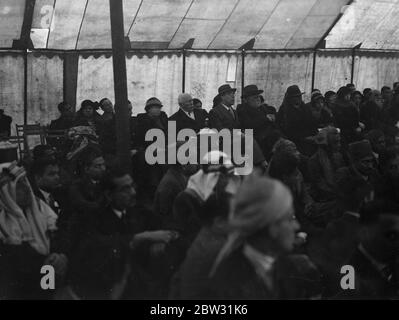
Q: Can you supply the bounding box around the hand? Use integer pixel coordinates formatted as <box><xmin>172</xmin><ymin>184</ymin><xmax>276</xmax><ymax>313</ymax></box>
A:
<box><xmin>144</xmin><ymin>230</ymin><xmax>179</xmax><ymax>243</ymax></box>
<box><xmin>131</xmin><ymin>231</ymin><xmax>179</xmax><ymax>248</ymax></box>
<box><xmin>359</xmin><ymin>122</ymin><xmax>365</xmax><ymax>130</ymax></box>
<box><xmin>45</xmin><ymin>253</ymin><xmax>68</xmax><ymax>277</ymax></box>
<box><xmin>356</xmin><ymin>127</ymin><xmax>362</xmax><ymax>133</ymax></box>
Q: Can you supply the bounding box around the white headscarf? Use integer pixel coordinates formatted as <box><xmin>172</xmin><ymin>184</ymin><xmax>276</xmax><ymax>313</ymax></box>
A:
<box><xmin>0</xmin><ymin>162</ymin><xmax>57</xmax><ymax>255</ymax></box>
<box><xmin>210</xmin><ymin>173</ymin><xmax>293</xmax><ymax>276</ymax></box>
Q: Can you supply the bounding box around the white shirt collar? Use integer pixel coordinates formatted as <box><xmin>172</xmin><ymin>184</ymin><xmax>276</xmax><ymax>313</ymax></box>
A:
<box><xmin>222</xmin><ymin>103</ymin><xmax>233</xmax><ymax>111</ymax></box>
<box><xmin>345</xmin><ymin>211</ymin><xmax>360</xmax><ymax>219</ymax></box>
<box><xmin>39</xmin><ymin>188</ymin><xmax>51</xmax><ymax>203</ymax></box>
<box><xmin>112</xmin><ymin>208</ymin><xmax>126</xmax><ymax>219</ymax></box>
<box><xmin>243</xmin><ymin>244</ymin><xmax>275</xmax><ymax>289</ymax></box>
<box><xmin>181</xmin><ymin>108</ymin><xmax>195</xmax><ymax>119</ymax></box>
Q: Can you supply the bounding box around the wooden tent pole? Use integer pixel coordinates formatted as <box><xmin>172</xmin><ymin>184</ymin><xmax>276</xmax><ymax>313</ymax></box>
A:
<box><xmin>182</xmin><ymin>49</ymin><xmax>186</xmax><ymax>93</ymax></box>
<box><xmin>311</xmin><ymin>49</ymin><xmax>317</xmax><ymax>91</ymax></box>
<box><xmin>109</xmin><ymin>0</ymin><xmax>130</xmax><ymax>170</ymax></box>
<box><xmin>241</xmin><ymin>49</ymin><xmax>245</xmax><ymax>104</ymax></box>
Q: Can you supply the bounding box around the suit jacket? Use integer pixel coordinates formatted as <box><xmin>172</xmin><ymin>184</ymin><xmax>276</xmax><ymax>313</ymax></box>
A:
<box><xmin>208</xmin><ymin>248</ymin><xmax>277</xmax><ymax>300</ymax></box>
<box><xmin>335</xmin><ymin>247</ymin><xmax>398</xmax><ymax>299</ymax></box>
<box><xmin>0</xmin><ymin>113</ymin><xmax>12</xmax><ymax>137</ymax></box>
<box><xmin>68</xmin><ymin>178</ymin><xmax>103</xmax><ymax>212</ymax></box>
<box><xmin>237</xmin><ymin>103</ymin><xmax>277</xmax><ymax>144</ymax></box>
<box><xmin>208</xmin><ymin>104</ymin><xmax>241</xmax><ymax>131</ymax></box>
<box><xmin>170</xmin><ymin>222</ymin><xmax>227</xmax><ymax>300</ymax></box>
<box><xmin>33</xmin><ymin>186</ymin><xmax>68</xmax><ymax>215</ymax></box>
<box><xmin>276</xmin><ymin>102</ymin><xmax>316</xmax><ymax>144</ymax></box>
<box><xmin>136</xmin><ymin>112</ymin><xmax>168</xmax><ymax>149</ymax></box>
<box><xmin>153</xmin><ymin>167</ymin><xmax>188</xmax><ymax>228</ymax></box>
<box><xmin>169</xmin><ymin>108</ymin><xmax>207</xmax><ymax>133</ymax></box>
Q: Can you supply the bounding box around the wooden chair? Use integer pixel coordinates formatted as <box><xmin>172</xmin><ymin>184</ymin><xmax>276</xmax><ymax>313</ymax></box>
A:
<box><xmin>15</xmin><ymin>124</ymin><xmax>47</xmax><ymax>160</ymax></box>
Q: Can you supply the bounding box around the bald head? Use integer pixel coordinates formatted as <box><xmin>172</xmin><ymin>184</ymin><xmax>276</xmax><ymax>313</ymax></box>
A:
<box><xmin>178</xmin><ymin>93</ymin><xmax>194</xmax><ymax>113</ymax></box>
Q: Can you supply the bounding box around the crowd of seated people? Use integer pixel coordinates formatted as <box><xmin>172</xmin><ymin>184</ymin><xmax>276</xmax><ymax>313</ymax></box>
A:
<box><xmin>1</xmin><ymin>80</ymin><xmax>399</xmax><ymax>300</ymax></box>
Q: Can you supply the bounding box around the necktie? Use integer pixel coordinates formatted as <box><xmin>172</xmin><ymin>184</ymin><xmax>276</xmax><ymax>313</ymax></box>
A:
<box><xmin>229</xmin><ymin>107</ymin><xmax>235</xmax><ymax>120</ymax></box>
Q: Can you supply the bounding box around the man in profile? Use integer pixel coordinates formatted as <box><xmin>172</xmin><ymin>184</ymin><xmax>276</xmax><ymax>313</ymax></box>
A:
<box><xmin>209</xmin><ymin>84</ymin><xmax>240</xmax><ymax>131</ymax></box>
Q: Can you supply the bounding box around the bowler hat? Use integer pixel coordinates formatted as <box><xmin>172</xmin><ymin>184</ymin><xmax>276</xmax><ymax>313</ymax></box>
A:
<box><xmin>286</xmin><ymin>85</ymin><xmax>304</xmax><ymax>98</ymax></box>
<box><xmin>218</xmin><ymin>84</ymin><xmax>237</xmax><ymax>96</ymax></box>
<box><xmin>241</xmin><ymin>85</ymin><xmax>264</xmax><ymax>98</ymax></box>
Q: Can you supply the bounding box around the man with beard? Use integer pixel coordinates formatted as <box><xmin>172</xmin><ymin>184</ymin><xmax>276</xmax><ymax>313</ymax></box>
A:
<box><xmin>334</xmin><ymin>140</ymin><xmax>383</xmax><ymax>204</ymax></box>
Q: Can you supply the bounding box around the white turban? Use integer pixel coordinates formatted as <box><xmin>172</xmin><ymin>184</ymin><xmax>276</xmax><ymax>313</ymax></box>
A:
<box><xmin>210</xmin><ymin>173</ymin><xmax>293</xmax><ymax>276</ymax></box>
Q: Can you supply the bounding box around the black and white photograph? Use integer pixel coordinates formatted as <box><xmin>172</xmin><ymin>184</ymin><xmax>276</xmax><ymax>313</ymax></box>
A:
<box><xmin>1</xmin><ymin>0</ymin><xmax>399</xmax><ymax>306</ymax></box>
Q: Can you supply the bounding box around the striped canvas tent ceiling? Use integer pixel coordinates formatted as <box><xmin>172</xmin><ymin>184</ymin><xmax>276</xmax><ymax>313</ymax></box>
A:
<box><xmin>0</xmin><ymin>0</ymin><xmax>398</xmax><ymax>50</ymax></box>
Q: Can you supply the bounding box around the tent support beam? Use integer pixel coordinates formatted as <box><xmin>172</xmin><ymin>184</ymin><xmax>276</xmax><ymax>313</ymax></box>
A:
<box><xmin>23</xmin><ymin>50</ymin><xmax>28</xmax><ymax>125</ymax></box>
<box><xmin>13</xmin><ymin>0</ymin><xmax>36</xmax><ymax>125</ymax></box>
<box><xmin>241</xmin><ymin>49</ymin><xmax>245</xmax><ymax>104</ymax></box>
<box><xmin>109</xmin><ymin>0</ymin><xmax>130</xmax><ymax>170</ymax></box>
<box><xmin>311</xmin><ymin>0</ymin><xmax>355</xmax><ymax>90</ymax></box>
<box><xmin>311</xmin><ymin>49</ymin><xmax>317</xmax><ymax>91</ymax></box>
<box><xmin>182</xmin><ymin>49</ymin><xmax>186</xmax><ymax>93</ymax></box>
<box><xmin>351</xmin><ymin>43</ymin><xmax>362</xmax><ymax>84</ymax></box>
<box><xmin>63</xmin><ymin>52</ymin><xmax>79</xmax><ymax>110</ymax></box>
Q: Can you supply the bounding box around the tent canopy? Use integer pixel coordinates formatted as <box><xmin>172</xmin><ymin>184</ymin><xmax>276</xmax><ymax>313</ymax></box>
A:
<box><xmin>4</xmin><ymin>0</ymin><xmax>398</xmax><ymax>50</ymax></box>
